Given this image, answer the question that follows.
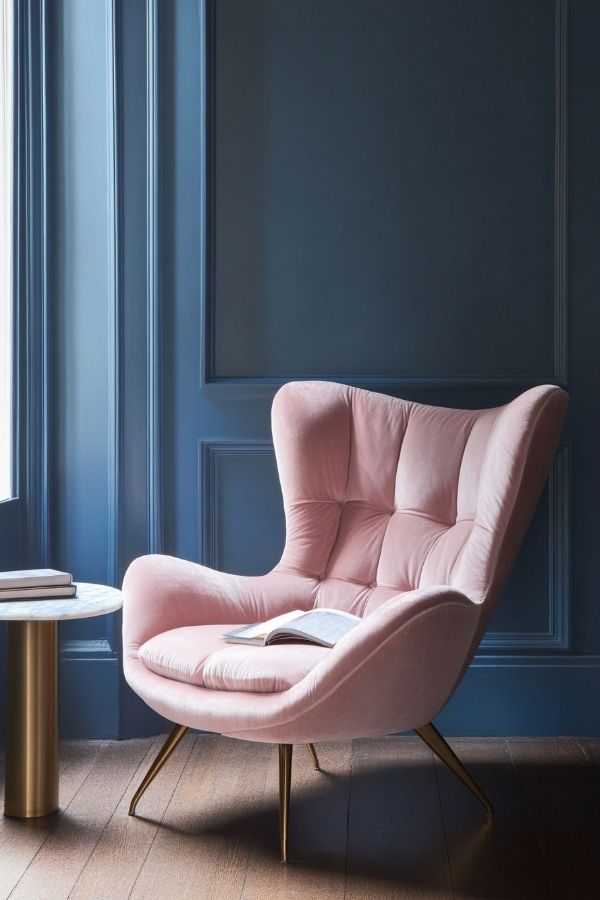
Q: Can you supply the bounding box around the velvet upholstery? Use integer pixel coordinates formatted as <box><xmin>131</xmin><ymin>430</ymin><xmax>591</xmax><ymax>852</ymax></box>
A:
<box><xmin>123</xmin><ymin>381</ymin><xmax>567</xmax><ymax>742</ymax></box>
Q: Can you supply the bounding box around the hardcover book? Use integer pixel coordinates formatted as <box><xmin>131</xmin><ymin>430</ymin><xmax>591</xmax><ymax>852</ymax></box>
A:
<box><xmin>0</xmin><ymin>568</ymin><xmax>72</xmax><ymax>589</ymax></box>
<box><xmin>0</xmin><ymin>585</ymin><xmax>77</xmax><ymax>600</ymax></box>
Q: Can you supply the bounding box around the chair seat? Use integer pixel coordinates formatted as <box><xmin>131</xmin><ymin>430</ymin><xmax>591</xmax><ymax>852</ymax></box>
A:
<box><xmin>138</xmin><ymin>624</ymin><xmax>329</xmax><ymax>693</ymax></box>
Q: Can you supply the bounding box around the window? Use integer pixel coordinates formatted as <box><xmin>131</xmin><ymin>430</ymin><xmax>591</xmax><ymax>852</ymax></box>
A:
<box><xmin>0</xmin><ymin>0</ymin><xmax>14</xmax><ymax>501</ymax></box>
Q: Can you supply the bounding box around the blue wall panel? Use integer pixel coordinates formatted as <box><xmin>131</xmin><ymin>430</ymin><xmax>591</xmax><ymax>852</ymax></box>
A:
<box><xmin>158</xmin><ymin>0</ymin><xmax>600</xmax><ymax>736</ymax></box>
<box><xmin>213</xmin><ymin>0</ymin><xmax>556</xmax><ymax>381</ymax></box>
<box><xmin>50</xmin><ymin>0</ymin><xmax>120</xmax><ymax>736</ymax></box>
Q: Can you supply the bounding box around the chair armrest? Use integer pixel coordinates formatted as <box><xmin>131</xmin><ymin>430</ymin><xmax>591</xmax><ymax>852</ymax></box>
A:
<box><xmin>122</xmin><ymin>554</ymin><xmax>315</xmax><ymax>657</ymax></box>
<box><xmin>229</xmin><ymin>585</ymin><xmax>481</xmax><ymax>743</ymax></box>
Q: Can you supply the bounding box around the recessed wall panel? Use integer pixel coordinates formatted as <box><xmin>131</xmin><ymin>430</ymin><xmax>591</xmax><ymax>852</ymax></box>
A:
<box><xmin>213</xmin><ymin>0</ymin><xmax>557</xmax><ymax>380</ymax></box>
<box><xmin>202</xmin><ymin>443</ymin><xmax>285</xmax><ymax>575</ymax></box>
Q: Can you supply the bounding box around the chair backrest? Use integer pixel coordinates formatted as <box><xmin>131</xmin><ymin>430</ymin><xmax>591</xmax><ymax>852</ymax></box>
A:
<box><xmin>272</xmin><ymin>381</ymin><xmax>568</xmax><ymax>636</ymax></box>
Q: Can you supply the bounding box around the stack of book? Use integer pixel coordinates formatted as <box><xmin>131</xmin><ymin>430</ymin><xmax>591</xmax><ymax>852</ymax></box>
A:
<box><xmin>0</xmin><ymin>569</ymin><xmax>77</xmax><ymax>601</ymax></box>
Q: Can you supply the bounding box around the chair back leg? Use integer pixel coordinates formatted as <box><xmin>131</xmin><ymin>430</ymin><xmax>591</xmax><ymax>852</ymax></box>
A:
<box><xmin>306</xmin><ymin>743</ymin><xmax>320</xmax><ymax>769</ymax></box>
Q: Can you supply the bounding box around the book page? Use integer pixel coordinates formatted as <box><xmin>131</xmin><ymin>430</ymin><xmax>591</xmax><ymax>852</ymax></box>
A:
<box><xmin>267</xmin><ymin>608</ymin><xmax>361</xmax><ymax>647</ymax></box>
<box><xmin>227</xmin><ymin>609</ymin><xmax>306</xmax><ymax>643</ymax></box>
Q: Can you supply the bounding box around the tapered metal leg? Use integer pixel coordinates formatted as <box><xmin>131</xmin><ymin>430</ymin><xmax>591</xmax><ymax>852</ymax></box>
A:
<box><xmin>416</xmin><ymin>722</ymin><xmax>494</xmax><ymax>817</ymax></box>
<box><xmin>306</xmin><ymin>743</ymin><xmax>320</xmax><ymax>769</ymax></box>
<box><xmin>5</xmin><ymin>621</ymin><xmax>59</xmax><ymax>818</ymax></box>
<box><xmin>129</xmin><ymin>723</ymin><xmax>189</xmax><ymax>816</ymax></box>
<box><xmin>278</xmin><ymin>744</ymin><xmax>293</xmax><ymax>862</ymax></box>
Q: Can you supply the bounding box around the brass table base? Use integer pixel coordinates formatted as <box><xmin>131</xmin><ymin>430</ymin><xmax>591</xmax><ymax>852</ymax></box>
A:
<box><xmin>4</xmin><ymin>620</ymin><xmax>59</xmax><ymax>818</ymax></box>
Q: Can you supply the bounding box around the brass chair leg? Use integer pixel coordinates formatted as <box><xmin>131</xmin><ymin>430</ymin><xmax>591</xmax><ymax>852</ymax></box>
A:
<box><xmin>278</xmin><ymin>744</ymin><xmax>293</xmax><ymax>862</ymax></box>
<box><xmin>415</xmin><ymin>722</ymin><xmax>494</xmax><ymax>817</ymax></box>
<box><xmin>307</xmin><ymin>743</ymin><xmax>320</xmax><ymax>769</ymax></box>
<box><xmin>129</xmin><ymin>723</ymin><xmax>189</xmax><ymax>816</ymax></box>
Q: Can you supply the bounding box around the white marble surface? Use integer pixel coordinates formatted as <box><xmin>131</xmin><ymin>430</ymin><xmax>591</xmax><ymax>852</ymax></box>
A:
<box><xmin>0</xmin><ymin>582</ymin><xmax>123</xmax><ymax>621</ymax></box>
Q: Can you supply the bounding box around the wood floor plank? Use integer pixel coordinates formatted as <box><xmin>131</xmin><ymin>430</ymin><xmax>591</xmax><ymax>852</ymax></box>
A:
<box><xmin>0</xmin><ymin>741</ymin><xmax>108</xmax><ymax>900</ymax></box>
<box><xmin>69</xmin><ymin>732</ymin><xmax>196</xmax><ymax>900</ymax></box>
<box><xmin>507</xmin><ymin>737</ymin><xmax>600</xmax><ymax>900</ymax></box>
<box><xmin>344</xmin><ymin>735</ymin><xmax>453</xmax><ymax>900</ymax></box>
<box><xmin>9</xmin><ymin>738</ymin><xmax>154</xmax><ymax>900</ymax></box>
<box><xmin>578</xmin><ymin>738</ymin><xmax>600</xmax><ymax>778</ymax></box>
<box><xmin>241</xmin><ymin>741</ymin><xmax>351</xmax><ymax>900</ymax></box>
<box><xmin>436</xmin><ymin>736</ymin><xmax>544</xmax><ymax>900</ymax></box>
<box><xmin>130</xmin><ymin>735</ymin><xmax>272</xmax><ymax>900</ymax></box>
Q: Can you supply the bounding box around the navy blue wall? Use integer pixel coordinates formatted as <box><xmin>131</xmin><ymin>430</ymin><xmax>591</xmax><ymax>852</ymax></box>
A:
<box><xmin>3</xmin><ymin>0</ymin><xmax>599</xmax><ymax>739</ymax></box>
<box><xmin>158</xmin><ymin>0</ymin><xmax>599</xmax><ymax>737</ymax></box>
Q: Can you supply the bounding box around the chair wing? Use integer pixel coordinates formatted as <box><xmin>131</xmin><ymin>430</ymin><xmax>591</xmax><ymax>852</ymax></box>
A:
<box><xmin>271</xmin><ymin>381</ymin><xmax>568</xmax><ymax>630</ymax></box>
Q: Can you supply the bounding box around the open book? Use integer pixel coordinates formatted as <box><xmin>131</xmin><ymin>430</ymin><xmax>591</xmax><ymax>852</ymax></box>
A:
<box><xmin>223</xmin><ymin>608</ymin><xmax>361</xmax><ymax>649</ymax></box>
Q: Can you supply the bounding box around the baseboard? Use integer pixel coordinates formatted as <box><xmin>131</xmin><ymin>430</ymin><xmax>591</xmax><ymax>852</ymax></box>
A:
<box><xmin>437</xmin><ymin>655</ymin><xmax>600</xmax><ymax>736</ymax></box>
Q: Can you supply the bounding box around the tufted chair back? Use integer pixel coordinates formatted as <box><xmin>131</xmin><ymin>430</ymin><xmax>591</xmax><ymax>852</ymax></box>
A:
<box><xmin>272</xmin><ymin>381</ymin><xmax>568</xmax><ymax>643</ymax></box>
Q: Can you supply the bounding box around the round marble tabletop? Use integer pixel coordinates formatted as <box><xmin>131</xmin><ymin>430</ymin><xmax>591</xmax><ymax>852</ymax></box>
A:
<box><xmin>0</xmin><ymin>582</ymin><xmax>123</xmax><ymax>621</ymax></box>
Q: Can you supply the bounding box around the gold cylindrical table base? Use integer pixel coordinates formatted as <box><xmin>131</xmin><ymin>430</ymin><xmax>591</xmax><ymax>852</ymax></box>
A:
<box><xmin>4</xmin><ymin>620</ymin><xmax>59</xmax><ymax>818</ymax></box>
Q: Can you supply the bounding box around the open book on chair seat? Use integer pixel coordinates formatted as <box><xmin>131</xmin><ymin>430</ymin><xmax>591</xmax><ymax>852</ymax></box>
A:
<box><xmin>223</xmin><ymin>607</ymin><xmax>361</xmax><ymax>648</ymax></box>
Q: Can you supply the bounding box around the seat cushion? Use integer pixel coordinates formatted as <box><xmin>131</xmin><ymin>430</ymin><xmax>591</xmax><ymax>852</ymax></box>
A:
<box><xmin>138</xmin><ymin>624</ymin><xmax>328</xmax><ymax>693</ymax></box>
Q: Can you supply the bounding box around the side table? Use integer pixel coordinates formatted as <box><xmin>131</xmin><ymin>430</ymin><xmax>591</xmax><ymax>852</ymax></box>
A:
<box><xmin>1</xmin><ymin>582</ymin><xmax>123</xmax><ymax>818</ymax></box>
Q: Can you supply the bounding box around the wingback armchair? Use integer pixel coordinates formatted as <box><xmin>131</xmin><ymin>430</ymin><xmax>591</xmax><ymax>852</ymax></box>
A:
<box><xmin>122</xmin><ymin>381</ymin><xmax>567</xmax><ymax>860</ymax></box>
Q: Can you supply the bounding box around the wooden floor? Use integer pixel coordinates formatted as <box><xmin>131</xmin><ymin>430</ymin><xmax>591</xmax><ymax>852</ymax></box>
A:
<box><xmin>1</xmin><ymin>735</ymin><xmax>599</xmax><ymax>899</ymax></box>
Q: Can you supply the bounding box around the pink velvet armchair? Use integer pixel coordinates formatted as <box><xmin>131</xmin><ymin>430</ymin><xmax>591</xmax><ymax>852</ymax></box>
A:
<box><xmin>122</xmin><ymin>381</ymin><xmax>567</xmax><ymax>860</ymax></box>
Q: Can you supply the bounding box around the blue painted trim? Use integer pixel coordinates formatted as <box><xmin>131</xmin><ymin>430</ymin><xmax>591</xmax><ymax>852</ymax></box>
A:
<box><xmin>199</xmin><ymin>0</ymin><xmax>214</xmax><ymax>389</ymax></box>
<box><xmin>13</xmin><ymin>0</ymin><xmax>24</xmax><ymax>514</ymax></box>
<box><xmin>470</xmin><ymin>654</ymin><xmax>600</xmax><ymax>669</ymax></box>
<box><xmin>549</xmin><ymin>440</ymin><xmax>571</xmax><ymax>648</ymax></box>
<box><xmin>438</xmin><ymin>655</ymin><xmax>600</xmax><ymax>737</ymax></box>
<box><xmin>61</xmin><ymin>639</ymin><xmax>116</xmax><ymax>660</ymax></box>
<box><xmin>199</xmin><ymin>2</ymin><xmax>569</xmax><ymax>394</ymax></box>
<box><xmin>480</xmin><ymin>442</ymin><xmax>571</xmax><ymax>651</ymax></box>
<box><xmin>146</xmin><ymin>0</ymin><xmax>163</xmax><ymax>553</ymax></box>
<box><xmin>201</xmin><ymin>376</ymin><xmax>565</xmax><ymax>402</ymax></box>
<box><xmin>15</xmin><ymin>0</ymin><xmax>50</xmax><ymax>567</ymax></box>
<box><xmin>106</xmin><ymin>0</ymin><xmax>121</xmax><ymax>591</ymax></box>
<box><xmin>55</xmin><ymin>1</ymin><xmax>122</xmax><ymax>672</ymax></box>
<box><xmin>554</xmin><ymin>0</ymin><xmax>569</xmax><ymax>386</ymax></box>
<box><xmin>60</xmin><ymin>655</ymin><xmax>120</xmax><ymax>739</ymax></box>
<box><xmin>38</xmin><ymin>0</ymin><xmax>49</xmax><ymax>566</ymax></box>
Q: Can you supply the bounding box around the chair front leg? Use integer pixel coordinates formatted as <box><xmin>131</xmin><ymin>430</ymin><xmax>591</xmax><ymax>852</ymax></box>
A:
<box><xmin>278</xmin><ymin>744</ymin><xmax>293</xmax><ymax>862</ymax></box>
<box><xmin>415</xmin><ymin>722</ymin><xmax>494</xmax><ymax>817</ymax></box>
<box><xmin>129</xmin><ymin>723</ymin><xmax>189</xmax><ymax>816</ymax></box>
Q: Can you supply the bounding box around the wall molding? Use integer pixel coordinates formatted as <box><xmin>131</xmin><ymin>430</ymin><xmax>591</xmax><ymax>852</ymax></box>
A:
<box><xmin>471</xmin><ymin>654</ymin><xmax>600</xmax><ymax>669</ymax></box>
<box><xmin>61</xmin><ymin>639</ymin><xmax>116</xmax><ymax>660</ymax></box>
<box><xmin>201</xmin><ymin>377</ymin><xmax>558</xmax><ymax>403</ymax></box>
<box><xmin>57</xmin><ymin>0</ymin><xmax>122</xmax><ymax>664</ymax></box>
<box><xmin>17</xmin><ymin>0</ymin><xmax>51</xmax><ymax>566</ymax></box>
<box><xmin>199</xmin><ymin>0</ymin><xmax>214</xmax><ymax>392</ymax></box>
<box><xmin>439</xmin><ymin>652</ymin><xmax>600</xmax><ymax>737</ymax></box>
<box><xmin>554</xmin><ymin>0</ymin><xmax>569</xmax><ymax>386</ymax></box>
<box><xmin>200</xmin><ymin>440</ymin><xmax>272</xmax><ymax>569</ymax></box>
<box><xmin>481</xmin><ymin>442</ymin><xmax>571</xmax><ymax>651</ymax></box>
<box><xmin>199</xmin><ymin>0</ymin><xmax>569</xmax><ymax>394</ymax></box>
<box><xmin>146</xmin><ymin>0</ymin><xmax>163</xmax><ymax>553</ymax></box>
<box><xmin>106</xmin><ymin>0</ymin><xmax>121</xmax><ymax>592</ymax></box>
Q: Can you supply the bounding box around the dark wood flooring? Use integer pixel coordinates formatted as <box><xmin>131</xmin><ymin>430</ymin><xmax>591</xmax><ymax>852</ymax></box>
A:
<box><xmin>1</xmin><ymin>735</ymin><xmax>599</xmax><ymax>899</ymax></box>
